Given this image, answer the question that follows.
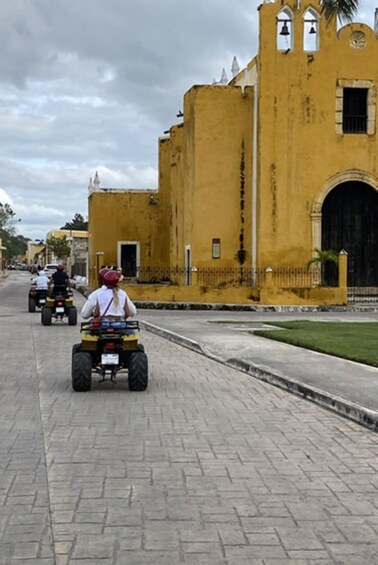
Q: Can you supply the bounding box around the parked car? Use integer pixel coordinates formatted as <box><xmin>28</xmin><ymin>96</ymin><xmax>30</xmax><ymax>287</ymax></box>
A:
<box><xmin>39</xmin><ymin>263</ymin><xmax>59</xmax><ymax>277</ymax></box>
<box><xmin>71</xmin><ymin>275</ymin><xmax>87</xmax><ymax>288</ymax></box>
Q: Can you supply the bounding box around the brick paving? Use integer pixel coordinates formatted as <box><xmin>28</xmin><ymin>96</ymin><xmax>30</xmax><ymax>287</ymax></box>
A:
<box><xmin>1</xmin><ymin>273</ymin><xmax>378</xmax><ymax>563</ymax></box>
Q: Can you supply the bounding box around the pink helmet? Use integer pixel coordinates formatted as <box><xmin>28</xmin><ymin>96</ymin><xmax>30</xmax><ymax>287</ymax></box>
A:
<box><xmin>99</xmin><ymin>267</ymin><xmax>110</xmax><ymax>284</ymax></box>
<box><xmin>103</xmin><ymin>270</ymin><xmax>122</xmax><ymax>288</ymax></box>
<box><xmin>56</xmin><ymin>264</ymin><xmax>64</xmax><ymax>271</ymax></box>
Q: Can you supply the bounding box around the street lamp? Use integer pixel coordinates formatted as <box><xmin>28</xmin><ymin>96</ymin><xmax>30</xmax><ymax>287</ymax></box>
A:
<box><xmin>95</xmin><ymin>251</ymin><xmax>104</xmax><ymax>279</ymax></box>
<box><xmin>66</xmin><ymin>231</ymin><xmax>73</xmax><ymax>277</ymax></box>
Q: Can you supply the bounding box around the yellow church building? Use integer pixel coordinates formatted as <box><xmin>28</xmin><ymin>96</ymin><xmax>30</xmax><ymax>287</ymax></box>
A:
<box><xmin>87</xmin><ymin>0</ymin><xmax>378</xmax><ymax>304</ymax></box>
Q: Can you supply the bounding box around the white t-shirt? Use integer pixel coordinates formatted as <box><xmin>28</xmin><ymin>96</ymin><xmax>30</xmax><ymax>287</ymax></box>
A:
<box><xmin>32</xmin><ymin>274</ymin><xmax>49</xmax><ymax>290</ymax></box>
<box><xmin>97</xmin><ymin>288</ymin><xmax>126</xmax><ymax>317</ymax></box>
<box><xmin>81</xmin><ymin>286</ymin><xmax>137</xmax><ymax>319</ymax></box>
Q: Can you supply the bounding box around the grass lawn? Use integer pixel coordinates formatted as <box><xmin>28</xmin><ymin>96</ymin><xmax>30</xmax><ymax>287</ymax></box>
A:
<box><xmin>253</xmin><ymin>321</ymin><xmax>378</xmax><ymax>367</ymax></box>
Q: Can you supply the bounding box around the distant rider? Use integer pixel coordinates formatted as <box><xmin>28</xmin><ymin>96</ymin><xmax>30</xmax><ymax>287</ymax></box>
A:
<box><xmin>49</xmin><ymin>264</ymin><xmax>71</xmax><ymax>295</ymax></box>
<box><xmin>32</xmin><ymin>271</ymin><xmax>49</xmax><ymax>290</ymax></box>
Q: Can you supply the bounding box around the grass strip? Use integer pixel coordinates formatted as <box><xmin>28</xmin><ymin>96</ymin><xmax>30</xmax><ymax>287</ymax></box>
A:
<box><xmin>253</xmin><ymin>321</ymin><xmax>378</xmax><ymax>367</ymax></box>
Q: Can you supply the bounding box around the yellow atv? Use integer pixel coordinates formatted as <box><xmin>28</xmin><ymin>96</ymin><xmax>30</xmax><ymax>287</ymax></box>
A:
<box><xmin>71</xmin><ymin>319</ymin><xmax>148</xmax><ymax>392</ymax></box>
<box><xmin>28</xmin><ymin>285</ymin><xmax>48</xmax><ymax>312</ymax></box>
<box><xmin>41</xmin><ymin>287</ymin><xmax>77</xmax><ymax>326</ymax></box>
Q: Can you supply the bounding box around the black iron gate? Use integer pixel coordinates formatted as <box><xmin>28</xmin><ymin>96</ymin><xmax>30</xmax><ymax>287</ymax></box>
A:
<box><xmin>322</xmin><ymin>181</ymin><xmax>378</xmax><ymax>288</ymax></box>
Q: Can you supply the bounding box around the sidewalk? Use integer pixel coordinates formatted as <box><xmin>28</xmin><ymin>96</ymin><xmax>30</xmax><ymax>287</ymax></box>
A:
<box><xmin>137</xmin><ymin>308</ymin><xmax>378</xmax><ymax>431</ymax></box>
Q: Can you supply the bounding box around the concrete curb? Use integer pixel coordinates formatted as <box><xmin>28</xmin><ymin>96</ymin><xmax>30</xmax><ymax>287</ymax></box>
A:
<box><xmin>140</xmin><ymin>320</ymin><xmax>378</xmax><ymax>432</ymax></box>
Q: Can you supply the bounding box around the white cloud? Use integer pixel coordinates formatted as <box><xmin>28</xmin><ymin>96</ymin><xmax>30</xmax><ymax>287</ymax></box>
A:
<box><xmin>0</xmin><ymin>0</ymin><xmax>376</xmax><ymax>239</ymax></box>
<box><xmin>0</xmin><ymin>187</ymin><xmax>13</xmax><ymax>206</ymax></box>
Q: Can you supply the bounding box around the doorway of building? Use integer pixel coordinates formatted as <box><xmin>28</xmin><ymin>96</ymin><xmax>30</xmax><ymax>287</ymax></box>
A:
<box><xmin>322</xmin><ymin>181</ymin><xmax>378</xmax><ymax>286</ymax></box>
<box><xmin>119</xmin><ymin>242</ymin><xmax>138</xmax><ymax>278</ymax></box>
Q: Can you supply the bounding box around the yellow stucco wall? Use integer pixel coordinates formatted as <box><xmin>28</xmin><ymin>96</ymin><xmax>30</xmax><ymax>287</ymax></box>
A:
<box><xmin>86</xmin><ymin>0</ymin><xmax>376</xmax><ymax>304</ymax></box>
<box><xmin>122</xmin><ymin>282</ymin><xmax>346</xmax><ymax>306</ymax></box>
<box><xmin>185</xmin><ymin>86</ymin><xmax>254</xmax><ymax>268</ymax></box>
<box><xmin>88</xmin><ymin>190</ymin><xmax>167</xmax><ymax>287</ymax></box>
<box><xmin>27</xmin><ymin>243</ymin><xmax>45</xmax><ymax>265</ymax></box>
<box><xmin>47</xmin><ymin>229</ymin><xmax>88</xmax><ymax>239</ymax></box>
<box><xmin>161</xmin><ymin>86</ymin><xmax>254</xmax><ymax>269</ymax></box>
<box><xmin>159</xmin><ymin>125</ymin><xmax>186</xmax><ymax>266</ymax></box>
<box><xmin>254</xmin><ymin>1</ymin><xmax>378</xmax><ymax>266</ymax></box>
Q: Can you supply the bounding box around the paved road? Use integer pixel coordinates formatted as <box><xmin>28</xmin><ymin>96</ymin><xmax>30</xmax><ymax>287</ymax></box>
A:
<box><xmin>1</xmin><ymin>272</ymin><xmax>378</xmax><ymax>564</ymax></box>
<box><xmin>138</xmin><ymin>308</ymin><xmax>378</xmax><ymax>429</ymax></box>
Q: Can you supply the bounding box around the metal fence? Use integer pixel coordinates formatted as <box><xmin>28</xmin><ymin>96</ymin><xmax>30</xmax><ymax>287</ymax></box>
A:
<box><xmin>127</xmin><ymin>266</ymin><xmax>323</xmax><ymax>288</ymax></box>
<box><xmin>348</xmin><ymin>286</ymin><xmax>378</xmax><ymax>303</ymax></box>
<box><xmin>132</xmin><ymin>266</ymin><xmax>189</xmax><ymax>286</ymax></box>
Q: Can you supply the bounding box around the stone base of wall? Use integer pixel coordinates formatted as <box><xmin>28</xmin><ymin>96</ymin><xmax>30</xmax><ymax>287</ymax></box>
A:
<box><xmin>121</xmin><ymin>284</ymin><xmax>347</xmax><ymax>306</ymax></box>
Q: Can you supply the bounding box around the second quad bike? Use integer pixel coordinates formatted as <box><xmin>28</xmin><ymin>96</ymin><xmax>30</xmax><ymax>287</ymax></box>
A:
<box><xmin>28</xmin><ymin>285</ymin><xmax>48</xmax><ymax>312</ymax></box>
<box><xmin>71</xmin><ymin>319</ymin><xmax>148</xmax><ymax>392</ymax></box>
<box><xmin>41</xmin><ymin>287</ymin><xmax>78</xmax><ymax>326</ymax></box>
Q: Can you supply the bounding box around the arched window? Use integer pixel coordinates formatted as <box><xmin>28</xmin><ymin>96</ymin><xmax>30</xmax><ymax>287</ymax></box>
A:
<box><xmin>303</xmin><ymin>8</ymin><xmax>319</xmax><ymax>51</ymax></box>
<box><xmin>277</xmin><ymin>7</ymin><xmax>294</xmax><ymax>51</ymax></box>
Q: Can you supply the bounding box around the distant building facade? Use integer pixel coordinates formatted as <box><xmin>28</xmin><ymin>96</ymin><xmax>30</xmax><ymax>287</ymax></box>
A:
<box><xmin>26</xmin><ymin>241</ymin><xmax>45</xmax><ymax>267</ymax></box>
<box><xmin>46</xmin><ymin>229</ymin><xmax>88</xmax><ymax>277</ymax></box>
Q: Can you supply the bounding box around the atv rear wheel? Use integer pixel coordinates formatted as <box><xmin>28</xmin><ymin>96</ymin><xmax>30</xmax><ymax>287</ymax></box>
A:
<box><xmin>28</xmin><ymin>297</ymin><xmax>36</xmax><ymax>313</ymax></box>
<box><xmin>128</xmin><ymin>351</ymin><xmax>148</xmax><ymax>391</ymax></box>
<box><xmin>41</xmin><ymin>307</ymin><xmax>52</xmax><ymax>326</ymax></box>
<box><xmin>72</xmin><ymin>352</ymin><xmax>92</xmax><ymax>392</ymax></box>
<box><xmin>68</xmin><ymin>306</ymin><xmax>78</xmax><ymax>326</ymax></box>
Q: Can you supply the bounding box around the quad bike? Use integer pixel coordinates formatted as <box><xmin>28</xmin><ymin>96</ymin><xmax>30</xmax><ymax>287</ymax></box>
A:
<box><xmin>71</xmin><ymin>319</ymin><xmax>148</xmax><ymax>392</ymax></box>
<box><xmin>28</xmin><ymin>285</ymin><xmax>48</xmax><ymax>312</ymax></box>
<box><xmin>41</xmin><ymin>286</ymin><xmax>78</xmax><ymax>326</ymax></box>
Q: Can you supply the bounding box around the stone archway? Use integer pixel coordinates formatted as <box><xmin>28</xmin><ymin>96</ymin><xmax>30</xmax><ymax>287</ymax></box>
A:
<box><xmin>311</xmin><ymin>170</ymin><xmax>378</xmax><ymax>286</ymax></box>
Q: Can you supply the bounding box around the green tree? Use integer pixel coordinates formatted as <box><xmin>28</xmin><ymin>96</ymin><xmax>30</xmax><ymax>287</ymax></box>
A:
<box><xmin>307</xmin><ymin>248</ymin><xmax>339</xmax><ymax>286</ymax></box>
<box><xmin>321</xmin><ymin>0</ymin><xmax>359</xmax><ymax>22</ymax></box>
<box><xmin>61</xmin><ymin>213</ymin><xmax>88</xmax><ymax>231</ymax></box>
<box><xmin>0</xmin><ymin>202</ymin><xmax>28</xmax><ymax>261</ymax></box>
<box><xmin>307</xmin><ymin>248</ymin><xmax>339</xmax><ymax>269</ymax></box>
<box><xmin>46</xmin><ymin>235</ymin><xmax>71</xmax><ymax>260</ymax></box>
<box><xmin>0</xmin><ymin>202</ymin><xmax>16</xmax><ymax>235</ymax></box>
<box><xmin>5</xmin><ymin>234</ymin><xmax>29</xmax><ymax>261</ymax></box>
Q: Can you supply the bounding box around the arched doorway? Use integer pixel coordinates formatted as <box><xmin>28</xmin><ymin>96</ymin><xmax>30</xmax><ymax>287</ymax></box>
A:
<box><xmin>322</xmin><ymin>181</ymin><xmax>378</xmax><ymax>286</ymax></box>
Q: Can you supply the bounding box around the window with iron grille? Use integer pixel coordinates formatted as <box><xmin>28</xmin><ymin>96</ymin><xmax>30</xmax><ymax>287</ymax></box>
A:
<box><xmin>343</xmin><ymin>88</ymin><xmax>368</xmax><ymax>133</ymax></box>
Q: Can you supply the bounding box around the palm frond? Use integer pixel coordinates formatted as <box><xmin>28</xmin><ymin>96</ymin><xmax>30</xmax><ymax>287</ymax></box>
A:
<box><xmin>320</xmin><ymin>0</ymin><xmax>360</xmax><ymax>23</ymax></box>
<box><xmin>307</xmin><ymin>248</ymin><xmax>339</xmax><ymax>269</ymax></box>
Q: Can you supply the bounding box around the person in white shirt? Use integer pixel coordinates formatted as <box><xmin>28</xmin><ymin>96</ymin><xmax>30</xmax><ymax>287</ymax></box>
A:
<box><xmin>81</xmin><ymin>268</ymin><xmax>136</xmax><ymax>319</ymax></box>
<box><xmin>32</xmin><ymin>272</ymin><xmax>49</xmax><ymax>290</ymax></box>
<box><xmin>93</xmin><ymin>270</ymin><xmax>136</xmax><ymax>319</ymax></box>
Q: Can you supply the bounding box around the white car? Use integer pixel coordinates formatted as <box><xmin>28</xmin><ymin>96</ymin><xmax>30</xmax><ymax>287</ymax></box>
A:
<box><xmin>39</xmin><ymin>263</ymin><xmax>59</xmax><ymax>277</ymax></box>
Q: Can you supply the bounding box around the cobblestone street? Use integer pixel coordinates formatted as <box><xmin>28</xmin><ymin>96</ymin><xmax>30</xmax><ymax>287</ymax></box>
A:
<box><xmin>1</xmin><ymin>273</ymin><xmax>378</xmax><ymax>564</ymax></box>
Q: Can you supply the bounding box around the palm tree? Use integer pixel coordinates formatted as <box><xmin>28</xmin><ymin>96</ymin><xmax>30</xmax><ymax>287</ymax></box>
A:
<box><xmin>307</xmin><ymin>248</ymin><xmax>339</xmax><ymax>286</ymax></box>
<box><xmin>321</xmin><ymin>0</ymin><xmax>360</xmax><ymax>23</ymax></box>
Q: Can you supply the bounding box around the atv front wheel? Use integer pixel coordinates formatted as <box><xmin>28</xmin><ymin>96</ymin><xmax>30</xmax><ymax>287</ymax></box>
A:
<box><xmin>72</xmin><ymin>352</ymin><xmax>92</xmax><ymax>392</ymax></box>
<box><xmin>28</xmin><ymin>298</ymin><xmax>36</xmax><ymax>313</ymax></box>
<box><xmin>41</xmin><ymin>307</ymin><xmax>52</xmax><ymax>326</ymax></box>
<box><xmin>72</xmin><ymin>343</ymin><xmax>81</xmax><ymax>364</ymax></box>
<box><xmin>68</xmin><ymin>306</ymin><xmax>78</xmax><ymax>326</ymax></box>
<box><xmin>128</xmin><ymin>351</ymin><xmax>148</xmax><ymax>391</ymax></box>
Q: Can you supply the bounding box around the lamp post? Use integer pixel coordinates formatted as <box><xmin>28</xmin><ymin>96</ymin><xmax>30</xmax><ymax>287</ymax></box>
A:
<box><xmin>95</xmin><ymin>251</ymin><xmax>104</xmax><ymax>281</ymax></box>
<box><xmin>66</xmin><ymin>230</ymin><xmax>73</xmax><ymax>277</ymax></box>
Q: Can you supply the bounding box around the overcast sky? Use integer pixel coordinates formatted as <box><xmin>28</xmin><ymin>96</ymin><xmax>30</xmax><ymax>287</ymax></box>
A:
<box><xmin>0</xmin><ymin>0</ymin><xmax>376</xmax><ymax>241</ymax></box>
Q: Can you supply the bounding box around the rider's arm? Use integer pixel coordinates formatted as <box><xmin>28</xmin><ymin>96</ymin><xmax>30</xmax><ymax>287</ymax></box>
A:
<box><xmin>80</xmin><ymin>292</ymin><xmax>98</xmax><ymax>319</ymax></box>
<box><xmin>93</xmin><ymin>300</ymin><xmax>100</xmax><ymax>318</ymax></box>
<box><xmin>124</xmin><ymin>295</ymin><xmax>137</xmax><ymax>318</ymax></box>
